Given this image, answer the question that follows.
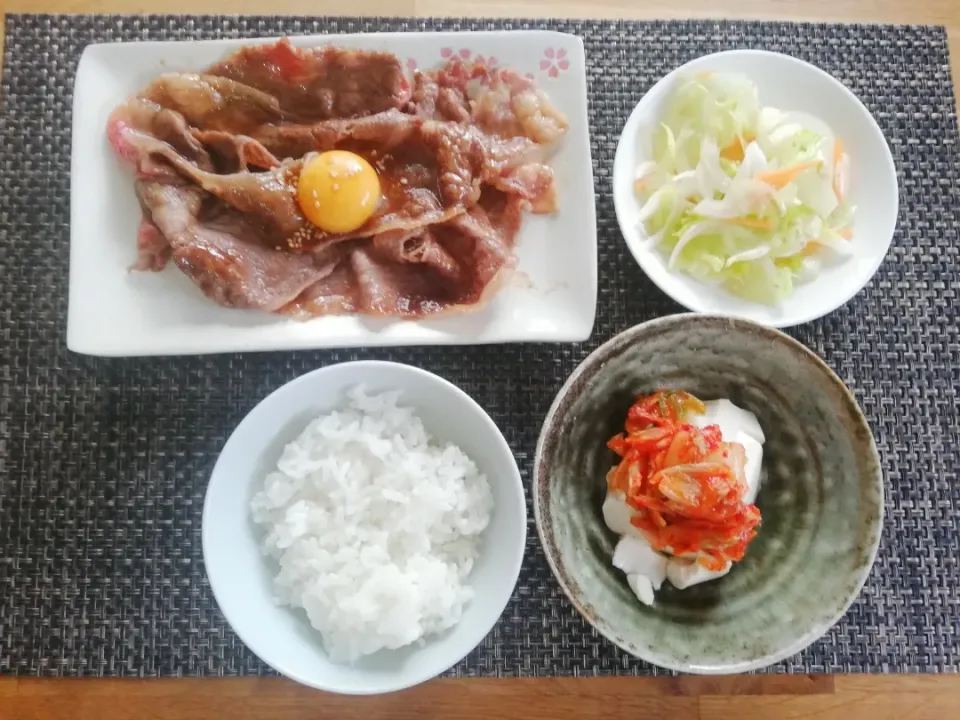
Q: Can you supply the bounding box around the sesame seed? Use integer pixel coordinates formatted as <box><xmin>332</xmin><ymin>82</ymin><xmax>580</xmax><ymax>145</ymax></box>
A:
<box><xmin>312</xmin><ymin>189</ymin><xmax>318</xmax><ymax>198</ymax></box>
<box><xmin>400</xmin><ymin>178</ymin><xmax>408</xmax><ymax>185</ymax></box>
<box><xmin>332</xmin><ymin>183</ymin><xmax>340</xmax><ymax>191</ymax></box>
<box><xmin>314</xmin><ymin>201</ymin><xmax>320</xmax><ymax>207</ymax></box>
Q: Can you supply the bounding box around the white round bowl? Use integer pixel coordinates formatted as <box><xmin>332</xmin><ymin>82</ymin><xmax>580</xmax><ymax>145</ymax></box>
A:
<box><xmin>202</xmin><ymin>360</ymin><xmax>526</xmax><ymax>695</ymax></box>
<box><xmin>613</xmin><ymin>49</ymin><xmax>899</xmax><ymax>327</ymax></box>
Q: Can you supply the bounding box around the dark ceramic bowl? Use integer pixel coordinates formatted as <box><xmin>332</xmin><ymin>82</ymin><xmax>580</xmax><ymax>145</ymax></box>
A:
<box><xmin>533</xmin><ymin>314</ymin><xmax>883</xmax><ymax>673</ymax></box>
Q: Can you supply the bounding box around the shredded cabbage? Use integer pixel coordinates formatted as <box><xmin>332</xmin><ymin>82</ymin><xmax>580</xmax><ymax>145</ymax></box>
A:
<box><xmin>635</xmin><ymin>72</ymin><xmax>856</xmax><ymax>304</ymax></box>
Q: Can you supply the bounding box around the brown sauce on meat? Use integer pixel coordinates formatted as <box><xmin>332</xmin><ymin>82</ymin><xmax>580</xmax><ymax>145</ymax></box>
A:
<box><xmin>107</xmin><ymin>38</ymin><xmax>566</xmax><ymax>318</ymax></box>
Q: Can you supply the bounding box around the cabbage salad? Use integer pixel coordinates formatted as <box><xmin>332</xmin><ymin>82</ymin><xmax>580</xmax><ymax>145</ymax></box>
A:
<box><xmin>635</xmin><ymin>72</ymin><xmax>855</xmax><ymax>304</ymax></box>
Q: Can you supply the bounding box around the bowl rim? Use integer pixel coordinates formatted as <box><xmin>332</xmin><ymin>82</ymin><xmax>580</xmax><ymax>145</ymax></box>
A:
<box><xmin>532</xmin><ymin>313</ymin><xmax>885</xmax><ymax>674</ymax></box>
<box><xmin>612</xmin><ymin>48</ymin><xmax>899</xmax><ymax>328</ymax></box>
<box><xmin>202</xmin><ymin>359</ymin><xmax>527</xmax><ymax>694</ymax></box>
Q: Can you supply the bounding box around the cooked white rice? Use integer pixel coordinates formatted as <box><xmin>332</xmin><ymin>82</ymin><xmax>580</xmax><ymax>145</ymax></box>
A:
<box><xmin>249</xmin><ymin>385</ymin><xmax>493</xmax><ymax>664</ymax></box>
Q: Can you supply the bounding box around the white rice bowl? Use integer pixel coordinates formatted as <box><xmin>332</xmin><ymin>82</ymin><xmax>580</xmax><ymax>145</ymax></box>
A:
<box><xmin>250</xmin><ymin>385</ymin><xmax>494</xmax><ymax>664</ymax></box>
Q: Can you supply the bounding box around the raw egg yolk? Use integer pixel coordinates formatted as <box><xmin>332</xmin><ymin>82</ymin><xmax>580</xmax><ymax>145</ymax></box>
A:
<box><xmin>297</xmin><ymin>150</ymin><xmax>380</xmax><ymax>234</ymax></box>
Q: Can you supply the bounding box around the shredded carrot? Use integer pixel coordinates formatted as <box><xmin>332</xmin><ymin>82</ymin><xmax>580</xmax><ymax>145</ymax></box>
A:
<box><xmin>801</xmin><ymin>241</ymin><xmax>823</xmax><ymax>257</ymax></box>
<box><xmin>755</xmin><ymin>160</ymin><xmax>821</xmax><ymax>190</ymax></box>
<box><xmin>719</xmin><ymin>133</ymin><xmax>754</xmax><ymax>163</ymax></box>
<box><xmin>833</xmin><ymin>137</ymin><xmax>845</xmax><ymax>168</ymax></box>
<box><xmin>804</xmin><ymin>228</ymin><xmax>853</xmax><ymax>255</ymax></box>
<box><xmin>832</xmin><ymin>137</ymin><xmax>846</xmax><ymax>200</ymax></box>
<box><xmin>722</xmin><ymin>216</ymin><xmax>773</xmax><ymax>231</ymax></box>
<box><xmin>633</xmin><ymin>178</ymin><xmax>647</xmax><ymax>196</ymax></box>
<box><xmin>696</xmin><ymin>71</ymin><xmax>714</xmax><ymax>79</ymax></box>
<box><xmin>720</xmin><ymin>137</ymin><xmax>745</xmax><ymax>162</ymax></box>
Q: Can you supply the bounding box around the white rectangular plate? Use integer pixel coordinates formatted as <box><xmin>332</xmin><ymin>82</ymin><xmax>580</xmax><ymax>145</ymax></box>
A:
<box><xmin>68</xmin><ymin>31</ymin><xmax>597</xmax><ymax>356</ymax></box>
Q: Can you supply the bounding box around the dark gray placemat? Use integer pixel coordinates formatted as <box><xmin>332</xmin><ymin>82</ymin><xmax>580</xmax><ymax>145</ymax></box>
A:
<box><xmin>1</xmin><ymin>14</ymin><xmax>958</xmax><ymax>677</ymax></box>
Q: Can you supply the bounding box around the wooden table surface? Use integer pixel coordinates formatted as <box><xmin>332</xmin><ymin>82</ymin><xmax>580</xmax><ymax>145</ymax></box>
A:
<box><xmin>1</xmin><ymin>0</ymin><xmax>957</xmax><ymax>718</ymax></box>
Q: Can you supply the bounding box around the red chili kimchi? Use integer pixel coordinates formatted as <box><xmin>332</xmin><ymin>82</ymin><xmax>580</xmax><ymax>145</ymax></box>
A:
<box><xmin>606</xmin><ymin>390</ymin><xmax>761</xmax><ymax>571</ymax></box>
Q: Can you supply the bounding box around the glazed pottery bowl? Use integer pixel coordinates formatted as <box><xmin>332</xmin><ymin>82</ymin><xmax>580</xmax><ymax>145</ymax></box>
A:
<box><xmin>533</xmin><ymin>314</ymin><xmax>883</xmax><ymax>673</ymax></box>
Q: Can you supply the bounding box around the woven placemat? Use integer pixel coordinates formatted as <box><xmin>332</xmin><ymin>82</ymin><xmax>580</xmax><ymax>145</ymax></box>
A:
<box><xmin>1</xmin><ymin>14</ymin><xmax>958</xmax><ymax>677</ymax></box>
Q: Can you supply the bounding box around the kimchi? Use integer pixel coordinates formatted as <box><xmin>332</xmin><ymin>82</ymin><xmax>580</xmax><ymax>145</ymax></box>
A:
<box><xmin>606</xmin><ymin>390</ymin><xmax>761</xmax><ymax>571</ymax></box>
